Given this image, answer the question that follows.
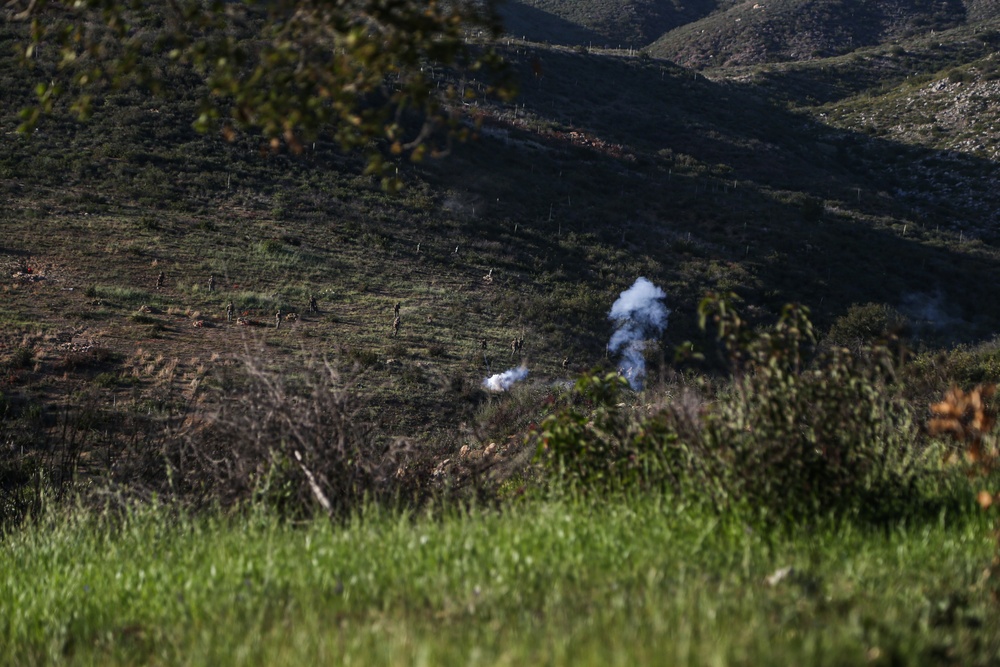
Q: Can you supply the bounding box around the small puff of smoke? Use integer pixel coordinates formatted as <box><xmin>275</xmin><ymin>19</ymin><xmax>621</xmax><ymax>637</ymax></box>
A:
<box><xmin>608</xmin><ymin>277</ymin><xmax>669</xmax><ymax>390</ymax></box>
<box><xmin>483</xmin><ymin>366</ymin><xmax>529</xmax><ymax>391</ymax></box>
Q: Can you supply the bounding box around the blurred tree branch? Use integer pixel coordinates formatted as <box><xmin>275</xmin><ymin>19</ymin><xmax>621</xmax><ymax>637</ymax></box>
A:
<box><xmin>7</xmin><ymin>0</ymin><xmax>516</xmax><ymax>189</ymax></box>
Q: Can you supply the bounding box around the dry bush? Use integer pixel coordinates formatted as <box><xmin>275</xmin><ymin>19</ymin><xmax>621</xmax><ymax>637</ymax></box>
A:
<box><xmin>0</xmin><ymin>350</ymin><xmax>511</xmax><ymax>526</ymax></box>
<box><xmin>53</xmin><ymin>347</ymin><xmax>119</xmax><ymax>372</ymax></box>
<box><xmin>170</xmin><ymin>355</ymin><xmax>416</xmax><ymax>517</ymax></box>
<box><xmin>0</xmin><ymin>390</ymin><xmax>172</xmax><ymax>529</ymax></box>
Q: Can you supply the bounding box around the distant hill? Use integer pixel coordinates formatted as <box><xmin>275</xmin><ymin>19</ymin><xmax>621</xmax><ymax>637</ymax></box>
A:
<box><xmin>498</xmin><ymin>0</ymin><xmax>997</xmax><ymax>60</ymax></box>
<box><xmin>499</xmin><ymin>0</ymin><xmax>736</xmax><ymax>48</ymax></box>
<box><xmin>649</xmin><ymin>0</ymin><xmax>971</xmax><ymax>68</ymax></box>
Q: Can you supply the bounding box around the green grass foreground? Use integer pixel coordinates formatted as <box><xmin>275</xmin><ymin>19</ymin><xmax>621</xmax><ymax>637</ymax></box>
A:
<box><xmin>1</xmin><ymin>498</ymin><xmax>996</xmax><ymax>666</ymax></box>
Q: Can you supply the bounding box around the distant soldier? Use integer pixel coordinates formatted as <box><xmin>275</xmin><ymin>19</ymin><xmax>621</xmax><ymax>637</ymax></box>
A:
<box><xmin>562</xmin><ymin>357</ymin><xmax>569</xmax><ymax>370</ymax></box>
<box><xmin>309</xmin><ymin>294</ymin><xmax>319</xmax><ymax>314</ymax></box>
<box><xmin>208</xmin><ymin>274</ymin><xmax>216</xmax><ymax>292</ymax></box>
<box><xmin>392</xmin><ymin>315</ymin><xmax>400</xmax><ymax>337</ymax></box>
<box><xmin>510</xmin><ymin>338</ymin><xmax>518</xmax><ymax>359</ymax></box>
<box><xmin>275</xmin><ymin>309</ymin><xmax>282</xmax><ymax>329</ymax></box>
<box><xmin>155</xmin><ymin>271</ymin><xmax>165</xmax><ymax>290</ymax></box>
<box><xmin>393</xmin><ymin>301</ymin><xmax>401</xmax><ymax>317</ymax></box>
<box><xmin>226</xmin><ymin>301</ymin><xmax>234</xmax><ymax>323</ymax></box>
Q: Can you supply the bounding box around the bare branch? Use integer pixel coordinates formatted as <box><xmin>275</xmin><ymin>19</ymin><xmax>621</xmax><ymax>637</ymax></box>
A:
<box><xmin>293</xmin><ymin>450</ymin><xmax>333</xmax><ymax>516</ymax></box>
<box><xmin>11</xmin><ymin>0</ymin><xmax>41</xmax><ymax>21</ymax></box>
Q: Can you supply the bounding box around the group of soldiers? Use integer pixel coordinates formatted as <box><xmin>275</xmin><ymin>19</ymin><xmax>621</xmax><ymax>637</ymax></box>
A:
<box><xmin>476</xmin><ymin>334</ymin><xmax>528</xmax><ymax>374</ymax></box>
<box><xmin>156</xmin><ymin>270</ymin><xmax>548</xmax><ymax>369</ymax></box>
<box><xmin>392</xmin><ymin>304</ymin><xmax>528</xmax><ymax>367</ymax></box>
<box><xmin>157</xmin><ymin>270</ymin><xmax>320</xmax><ymax>329</ymax></box>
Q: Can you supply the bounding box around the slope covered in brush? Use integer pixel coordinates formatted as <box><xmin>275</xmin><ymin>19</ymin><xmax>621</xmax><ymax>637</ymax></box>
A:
<box><xmin>649</xmin><ymin>0</ymin><xmax>971</xmax><ymax>68</ymax></box>
<box><xmin>702</xmin><ymin>14</ymin><xmax>1000</xmax><ymax>232</ymax></box>
<box><xmin>812</xmin><ymin>22</ymin><xmax>1000</xmax><ymax>161</ymax></box>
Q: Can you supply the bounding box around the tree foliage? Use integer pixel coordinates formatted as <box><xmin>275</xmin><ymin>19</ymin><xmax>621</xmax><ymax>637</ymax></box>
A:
<box><xmin>7</xmin><ymin>0</ymin><xmax>515</xmax><ymax>188</ymax></box>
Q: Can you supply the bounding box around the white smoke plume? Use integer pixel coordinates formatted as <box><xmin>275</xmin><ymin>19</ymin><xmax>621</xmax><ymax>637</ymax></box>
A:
<box><xmin>608</xmin><ymin>277</ymin><xmax>669</xmax><ymax>390</ymax></box>
<box><xmin>483</xmin><ymin>366</ymin><xmax>529</xmax><ymax>392</ymax></box>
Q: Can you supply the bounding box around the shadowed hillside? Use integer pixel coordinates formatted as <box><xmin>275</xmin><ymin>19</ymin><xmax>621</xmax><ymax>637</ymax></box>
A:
<box><xmin>432</xmin><ymin>42</ymin><xmax>1000</xmax><ymax>334</ymax></box>
<box><xmin>500</xmin><ymin>0</ymin><xmax>735</xmax><ymax>47</ymax></box>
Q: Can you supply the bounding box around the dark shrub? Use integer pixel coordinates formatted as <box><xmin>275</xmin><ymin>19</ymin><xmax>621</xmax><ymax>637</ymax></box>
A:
<box><xmin>826</xmin><ymin>302</ymin><xmax>907</xmax><ymax>352</ymax></box>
